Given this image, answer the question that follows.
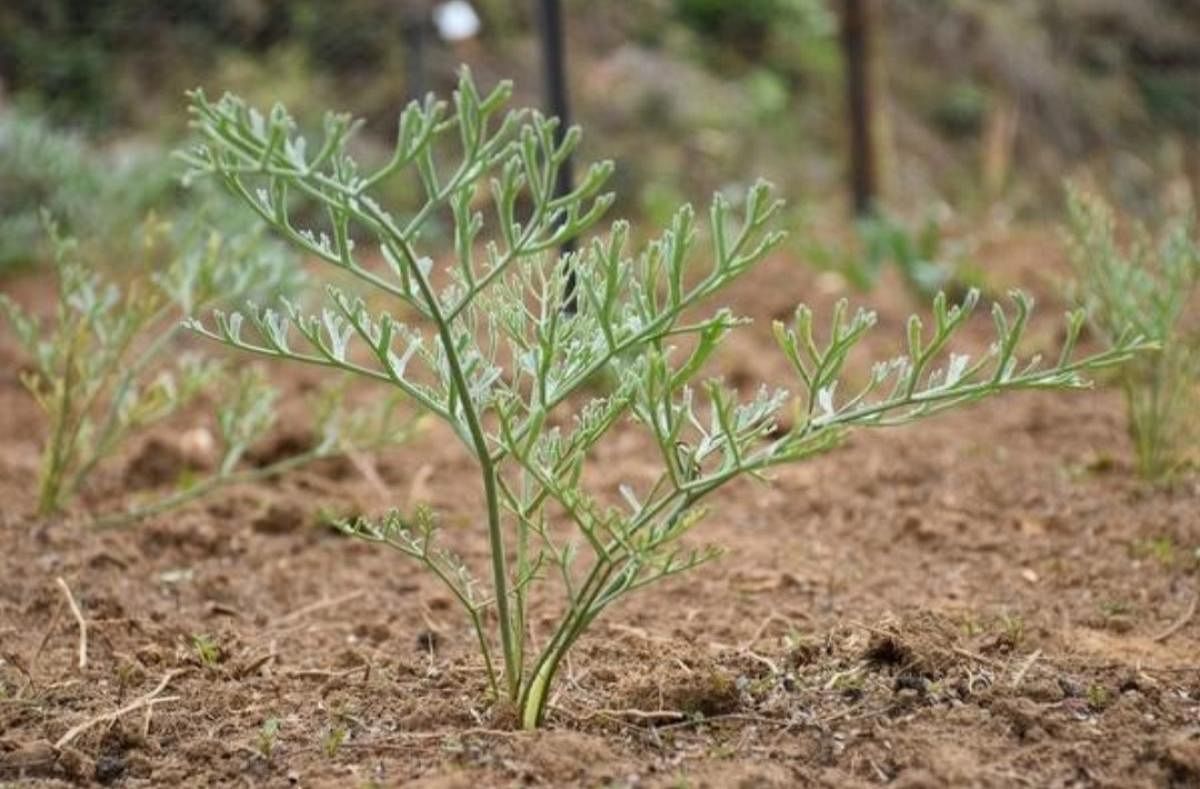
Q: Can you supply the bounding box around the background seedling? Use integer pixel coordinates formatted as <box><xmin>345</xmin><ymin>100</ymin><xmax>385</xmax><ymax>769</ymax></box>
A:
<box><xmin>257</xmin><ymin>717</ymin><xmax>281</xmax><ymax>759</ymax></box>
<box><xmin>802</xmin><ymin>208</ymin><xmax>983</xmax><ymax>301</ymax></box>
<box><xmin>323</xmin><ymin>724</ymin><xmax>348</xmax><ymax>758</ymax></box>
<box><xmin>0</xmin><ymin>213</ymin><xmax>295</xmax><ymax>515</ymax></box>
<box><xmin>1065</xmin><ymin>188</ymin><xmax>1200</xmax><ymax>480</ymax></box>
<box><xmin>191</xmin><ymin>634</ymin><xmax>221</xmax><ymax>668</ymax></box>
<box><xmin>1</xmin><ymin>215</ymin><xmax>416</xmax><ymax>523</ymax></box>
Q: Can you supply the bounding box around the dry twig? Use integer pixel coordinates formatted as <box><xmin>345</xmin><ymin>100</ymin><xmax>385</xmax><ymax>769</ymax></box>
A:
<box><xmin>584</xmin><ymin>707</ymin><xmax>687</xmax><ymax>722</ymax></box>
<box><xmin>2</xmin><ymin>650</ymin><xmax>36</xmax><ymax>696</ymax></box>
<box><xmin>1009</xmin><ymin>649</ymin><xmax>1042</xmax><ymax>688</ymax></box>
<box><xmin>283</xmin><ymin>664</ymin><xmax>370</xmax><ymax>681</ymax></box>
<box><xmin>234</xmin><ymin>651</ymin><xmax>277</xmax><ymax>679</ymax></box>
<box><xmin>1153</xmin><ymin>590</ymin><xmax>1198</xmax><ymax>643</ymax></box>
<box><xmin>54</xmin><ymin>670</ymin><xmax>184</xmax><ymax>749</ymax></box>
<box><xmin>273</xmin><ymin>590</ymin><xmax>365</xmax><ymax>627</ymax></box>
<box><xmin>54</xmin><ymin>577</ymin><xmax>87</xmax><ymax>670</ymax></box>
<box><xmin>950</xmin><ymin>646</ymin><xmax>1005</xmax><ymax>670</ymax></box>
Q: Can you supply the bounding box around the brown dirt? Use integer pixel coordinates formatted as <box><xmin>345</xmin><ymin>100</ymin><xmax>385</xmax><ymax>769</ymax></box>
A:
<box><xmin>2</xmin><ymin>229</ymin><xmax>1199</xmax><ymax>788</ymax></box>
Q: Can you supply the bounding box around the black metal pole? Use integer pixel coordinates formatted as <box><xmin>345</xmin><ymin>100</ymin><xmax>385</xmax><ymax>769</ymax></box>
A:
<box><xmin>402</xmin><ymin>6</ymin><xmax>428</xmax><ymax>103</ymax></box>
<box><xmin>841</xmin><ymin>0</ymin><xmax>878</xmax><ymax>217</ymax></box>
<box><xmin>536</xmin><ymin>0</ymin><xmax>578</xmax><ymax>312</ymax></box>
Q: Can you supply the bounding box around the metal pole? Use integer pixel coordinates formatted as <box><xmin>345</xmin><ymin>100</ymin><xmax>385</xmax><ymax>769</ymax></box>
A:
<box><xmin>536</xmin><ymin>0</ymin><xmax>578</xmax><ymax>312</ymax></box>
<box><xmin>841</xmin><ymin>0</ymin><xmax>878</xmax><ymax>217</ymax></box>
<box><xmin>402</xmin><ymin>7</ymin><xmax>428</xmax><ymax>104</ymax></box>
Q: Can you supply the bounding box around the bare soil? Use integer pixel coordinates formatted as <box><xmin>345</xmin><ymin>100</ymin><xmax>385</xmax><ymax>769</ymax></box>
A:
<box><xmin>2</xmin><ymin>230</ymin><xmax>1198</xmax><ymax>787</ymax></box>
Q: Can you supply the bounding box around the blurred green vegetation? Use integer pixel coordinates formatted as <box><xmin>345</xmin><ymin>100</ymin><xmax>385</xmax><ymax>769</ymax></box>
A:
<box><xmin>0</xmin><ymin>110</ymin><xmax>178</xmax><ymax>270</ymax></box>
<box><xmin>801</xmin><ymin>208</ymin><xmax>984</xmax><ymax>301</ymax></box>
<box><xmin>0</xmin><ymin>0</ymin><xmax>1197</xmax><ymax>273</ymax></box>
<box><xmin>1065</xmin><ymin>189</ymin><xmax>1200</xmax><ymax>480</ymax></box>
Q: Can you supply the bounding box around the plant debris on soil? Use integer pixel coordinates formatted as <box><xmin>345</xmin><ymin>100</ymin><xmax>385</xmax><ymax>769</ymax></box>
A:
<box><xmin>1</xmin><ymin>233</ymin><xmax>1198</xmax><ymax>787</ymax></box>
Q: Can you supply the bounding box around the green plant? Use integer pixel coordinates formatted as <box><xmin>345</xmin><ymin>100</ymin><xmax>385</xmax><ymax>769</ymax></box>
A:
<box><xmin>323</xmin><ymin>724</ymin><xmax>348</xmax><ymax>757</ymax></box>
<box><xmin>180</xmin><ymin>69</ymin><xmax>1149</xmax><ymax>729</ymax></box>
<box><xmin>674</xmin><ymin>0</ymin><xmax>835</xmax><ymax>66</ymax></box>
<box><xmin>1086</xmin><ymin>683</ymin><xmax>1111</xmax><ymax>711</ymax></box>
<box><xmin>191</xmin><ymin>633</ymin><xmax>221</xmax><ymax>667</ymax></box>
<box><xmin>1131</xmin><ymin>536</ymin><xmax>1177</xmax><ymax>566</ymax></box>
<box><xmin>0</xmin><ymin>111</ymin><xmax>95</xmax><ymax>269</ymax></box>
<box><xmin>1</xmin><ymin>213</ymin><xmax>413</xmax><ymax>523</ymax></box>
<box><xmin>257</xmin><ymin>716</ymin><xmax>281</xmax><ymax>759</ymax></box>
<box><xmin>1065</xmin><ymin>189</ymin><xmax>1200</xmax><ymax>480</ymax></box>
<box><xmin>0</xmin><ymin>214</ymin><xmax>293</xmax><ymax>515</ymax></box>
<box><xmin>997</xmin><ymin>613</ymin><xmax>1026</xmax><ymax>648</ymax></box>
<box><xmin>95</xmin><ymin>370</ymin><xmax>415</xmax><ymax>529</ymax></box>
<box><xmin>0</xmin><ymin>109</ymin><xmax>184</xmax><ymax>271</ymax></box>
<box><xmin>802</xmin><ymin>209</ymin><xmax>982</xmax><ymax>302</ymax></box>
<box><xmin>932</xmin><ymin>80</ymin><xmax>989</xmax><ymax>138</ymax></box>
<box><xmin>857</xmin><ymin>211</ymin><xmax>982</xmax><ymax>300</ymax></box>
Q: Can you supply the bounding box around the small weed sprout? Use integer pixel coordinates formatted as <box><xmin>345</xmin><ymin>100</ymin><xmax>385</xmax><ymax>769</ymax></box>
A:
<box><xmin>181</xmin><ymin>69</ymin><xmax>1150</xmax><ymax>728</ymax></box>
<box><xmin>1086</xmin><ymin>683</ymin><xmax>1111</xmax><ymax>711</ymax></box>
<box><xmin>323</xmin><ymin>724</ymin><xmax>348</xmax><ymax>757</ymax></box>
<box><xmin>1065</xmin><ymin>189</ymin><xmax>1200</xmax><ymax>480</ymax></box>
<box><xmin>257</xmin><ymin>717</ymin><xmax>281</xmax><ymax>759</ymax></box>
<box><xmin>191</xmin><ymin>633</ymin><xmax>221</xmax><ymax>667</ymax></box>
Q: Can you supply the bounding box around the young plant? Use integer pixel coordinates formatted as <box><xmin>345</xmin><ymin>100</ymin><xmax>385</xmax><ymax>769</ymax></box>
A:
<box><xmin>804</xmin><ymin>209</ymin><xmax>981</xmax><ymax>300</ymax></box>
<box><xmin>1065</xmin><ymin>189</ymin><xmax>1200</xmax><ymax>480</ymax></box>
<box><xmin>0</xmin><ymin>214</ymin><xmax>294</xmax><ymax>515</ymax></box>
<box><xmin>180</xmin><ymin>69</ymin><xmax>1149</xmax><ymax>729</ymax></box>
<box><xmin>191</xmin><ymin>633</ymin><xmax>222</xmax><ymax>667</ymax></box>
<box><xmin>257</xmin><ymin>717</ymin><xmax>281</xmax><ymax>760</ymax></box>
<box><xmin>2</xmin><ymin>213</ymin><xmax>412</xmax><ymax>522</ymax></box>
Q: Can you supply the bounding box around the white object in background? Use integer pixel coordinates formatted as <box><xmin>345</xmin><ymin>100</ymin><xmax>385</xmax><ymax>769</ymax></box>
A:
<box><xmin>434</xmin><ymin>1</ymin><xmax>481</xmax><ymax>42</ymax></box>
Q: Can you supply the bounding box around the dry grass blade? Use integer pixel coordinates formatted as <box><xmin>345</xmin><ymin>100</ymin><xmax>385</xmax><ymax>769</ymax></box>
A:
<box><xmin>1153</xmin><ymin>590</ymin><xmax>1198</xmax><ymax>643</ymax></box>
<box><xmin>54</xmin><ymin>576</ymin><xmax>87</xmax><ymax>670</ymax></box>
<box><xmin>273</xmin><ymin>590</ymin><xmax>366</xmax><ymax>627</ymax></box>
<box><xmin>54</xmin><ymin>669</ymin><xmax>185</xmax><ymax>749</ymax></box>
<box><xmin>1009</xmin><ymin>649</ymin><xmax>1042</xmax><ymax>688</ymax></box>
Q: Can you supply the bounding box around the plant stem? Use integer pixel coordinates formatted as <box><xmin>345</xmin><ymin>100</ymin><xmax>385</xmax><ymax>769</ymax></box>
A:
<box><xmin>64</xmin><ymin>310</ymin><xmax>179</xmax><ymax>502</ymax></box>
<box><xmin>400</xmin><ymin>236</ymin><xmax>522</xmax><ymax>700</ymax></box>
<box><xmin>38</xmin><ymin>340</ymin><xmax>79</xmax><ymax>516</ymax></box>
<box><xmin>518</xmin><ymin>561</ymin><xmax>610</xmax><ymax>728</ymax></box>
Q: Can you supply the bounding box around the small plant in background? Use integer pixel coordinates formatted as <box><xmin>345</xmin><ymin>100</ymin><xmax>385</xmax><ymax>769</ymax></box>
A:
<box><xmin>1131</xmin><ymin>535</ymin><xmax>1178</xmax><ymax>566</ymax></box>
<box><xmin>323</xmin><ymin>724</ymin><xmax>348</xmax><ymax>758</ymax></box>
<box><xmin>1065</xmin><ymin>188</ymin><xmax>1200</xmax><ymax>480</ymax></box>
<box><xmin>0</xmin><ymin>213</ymin><xmax>415</xmax><ymax>522</ymax></box>
<box><xmin>1086</xmin><ymin>683</ymin><xmax>1112</xmax><ymax>712</ymax></box>
<box><xmin>0</xmin><ymin>111</ymin><xmax>97</xmax><ymax>270</ymax></box>
<box><xmin>181</xmin><ymin>69</ymin><xmax>1148</xmax><ymax>729</ymax></box>
<box><xmin>0</xmin><ymin>213</ymin><xmax>292</xmax><ymax>515</ymax></box>
<box><xmin>257</xmin><ymin>717</ymin><xmax>281</xmax><ymax>760</ymax></box>
<box><xmin>857</xmin><ymin>211</ymin><xmax>971</xmax><ymax>299</ymax></box>
<box><xmin>191</xmin><ymin>633</ymin><xmax>222</xmax><ymax>667</ymax></box>
<box><xmin>804</xmin><ymin>209</ymin><xmax>982</xmax><ymax>301</ymax></box>
<box><xmin>93</xmin><ymin>369</ymin><xmax>414</xmax><ymax>529</ymax></box>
